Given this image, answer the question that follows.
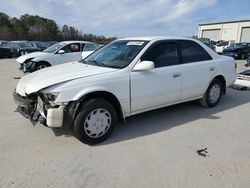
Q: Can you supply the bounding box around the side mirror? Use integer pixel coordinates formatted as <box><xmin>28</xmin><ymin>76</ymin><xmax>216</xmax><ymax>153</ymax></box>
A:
<box><xmin>133</xmin><ymin>61</ymin><xmax>155</xmax><ymax>71</ymax></box>
<box><xmin>58</xmin><ymin>50</ymin><xmax>66</xmax><ymax>54</ymax></box>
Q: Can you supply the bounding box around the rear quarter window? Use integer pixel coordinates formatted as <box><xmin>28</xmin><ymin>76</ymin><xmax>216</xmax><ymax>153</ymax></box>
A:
<box><xmin>176</xmin><ymin>40</ymin><xmax>212</xmax><ymax>64</ymax></box>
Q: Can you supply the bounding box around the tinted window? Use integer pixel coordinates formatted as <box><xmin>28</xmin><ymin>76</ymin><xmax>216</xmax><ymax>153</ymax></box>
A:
<box><xmin>217</xmin><ymin>41</ymin><xmax>229</xmax><ymax>46</ymax></box>
<box><xmin>141</xmin><ymin>42</ymin><xmax>178</xmax><ymax>68</ymax></box>
<box><xmin>177</xmin><ymin>40</ymin><xmax>212</xmax><ymax>64</ymax></box>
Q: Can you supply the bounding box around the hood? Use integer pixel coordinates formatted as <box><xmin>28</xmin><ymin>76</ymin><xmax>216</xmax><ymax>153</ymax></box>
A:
<box><xmin>16</xmin><ymin>51</ymin><xmax>49</xmax><ymax>63</ymax></box>
<box><xmin>16</xmin><ymin>62</ymin><xmax>117</xmax><ymax>96</ymax></box>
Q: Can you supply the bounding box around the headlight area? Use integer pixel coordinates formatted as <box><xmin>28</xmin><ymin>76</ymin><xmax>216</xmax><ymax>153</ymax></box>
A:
<box><xmin>20</xmin><ymin>58</ymin><xmax>34</xmax><ymax>72</ymax></box>
<box><xmin>37</xmin><ymin>92</ymin><xmax>68</xmax><ymax>128</ymax></box>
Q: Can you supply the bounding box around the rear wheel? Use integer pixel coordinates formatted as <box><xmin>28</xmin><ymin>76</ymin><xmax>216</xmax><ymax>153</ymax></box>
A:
<box><xmin>199</xmin><ymin>79</ymin><xmax>223</xmax><ymax>107</ymax></box>
<box><xmin>73</xmin><ymin>98</ymin><xmax>117</xmax><ymax>145</ymax></box>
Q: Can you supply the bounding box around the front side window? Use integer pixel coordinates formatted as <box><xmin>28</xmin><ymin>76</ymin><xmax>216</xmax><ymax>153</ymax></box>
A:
<box><xmin>177</xmin><ymin>40</ymin><xmax>212</xmax><ymax>64</ymax></box>
<box><xmin>61</xmin><ymin>43</ymin><xmax>80</xmax><ymax>53</ymax></box>
<box><xmin>141</xmin><ymin>42</ymin><xmax>178</xmax><ymax>68</ymax></box>
<box><xmin>43</xmin><ymin>42</ymin><xmax>64</xmax><ymax>53</ymax></box>
<box><xmin>84</xmin><ymin>40</ymin><xmax>148</xmax><ymax>69</ymax></box>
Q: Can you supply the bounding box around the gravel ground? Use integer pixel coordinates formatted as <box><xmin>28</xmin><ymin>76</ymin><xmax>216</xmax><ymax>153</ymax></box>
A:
<box><xmin>0</xmin><ymin>59</ymin><xmax>249</xmax><ymax>188</ymax></box>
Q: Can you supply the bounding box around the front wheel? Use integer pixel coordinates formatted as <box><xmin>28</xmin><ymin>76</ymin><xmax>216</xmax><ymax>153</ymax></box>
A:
<box><xmin>30</xmin><ymin>62</ymin><xmax>50</xmax><ymax>72</ymax></box>
<box><xmin>73</xmin><ymin>98</ymin><xmax>117</xmax><ymax>145</ymax></box>
<box><xmin>241</xmin><ymin>53</ymin><xmax>246</xmax><ymax>60</ymax></box>
<box><xmin>199</xmin><ymin>79</ymin><xmax>223</xmax><ymax>107</ymax></box>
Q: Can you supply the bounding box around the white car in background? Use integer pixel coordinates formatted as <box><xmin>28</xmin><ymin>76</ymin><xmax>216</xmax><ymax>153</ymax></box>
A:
<box><xmin>215</xmin><ymin>40</ymin><xmax>235</xmax><ymax>54</ymax></box>
<box><xmin>16</xmin><ymin>41</ymin><xmax>99</xmax><ymax>72</ymax></box>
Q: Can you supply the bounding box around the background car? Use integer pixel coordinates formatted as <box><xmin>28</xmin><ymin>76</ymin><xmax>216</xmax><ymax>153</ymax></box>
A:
<box><xmin>215</xmin><ymin>40</ymin><xmax>235</xmax><ymax>54</ymax></box>
<box><xmin>233</xmin><ymin>70</ymin><xmax>250</xmax><ymax>89</ymax></box>
<box><xmin>246</xmin><ymin>56</ymin><xmax>250</xmax><ymax>67</ymax></box>
<box><xmin>16</xmin><ymin>41</ymin><xmax>99</xmax><ymax>72</ymax></box>
<box><xmin>223</xmin><ymin>43</ymin><xmax>250</xmax><ymax>59</ymax></box>
<box><xmin>30</xmin><ymin>41</ymin><xmax>53</xmax><ymax>51</ymax></box>
<box><xmin>198</xmin><ymin>38</ymin><xmax>215</xmax><ymax>51</ymax></box>
<box><xmin>6</xmin><ymin>41</ymin><xmax>42</xmax><ymax>57</ymax></box>
<box><xmin>0</xmin><ymin>45</ymin><xmax>12</xmax><ymax>58</ymax></box>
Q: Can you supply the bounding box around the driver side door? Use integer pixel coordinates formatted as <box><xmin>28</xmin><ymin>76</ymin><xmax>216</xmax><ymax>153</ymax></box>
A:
<box><xmin>130</xmin><ymin>41</ymin><xmax>182</xmax><ymax>113</ymax></box>
<box><xmin>50</xmin><ymin>43</ymin><xmax>82</xmax><ymax>65</ymax></box>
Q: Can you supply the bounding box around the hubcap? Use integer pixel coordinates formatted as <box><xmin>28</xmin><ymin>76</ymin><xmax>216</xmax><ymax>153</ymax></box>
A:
<box><xmin>37</xmin><ymin>65</ymin><xmax>47</xmax><ymax>70</ymax></box>
<box><xmin>84</xmin><ymin>108</ymin><xmax>111</xmax><ymax>138</ymax></box>
<box><xmin>209</xmin><ymin>84</ymin><xmax>221</xmax><ymax>104</ymax></box>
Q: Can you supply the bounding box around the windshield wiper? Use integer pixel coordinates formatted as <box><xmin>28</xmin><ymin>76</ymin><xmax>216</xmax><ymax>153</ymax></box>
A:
<box><xmin>86</xmin><ymin>60</ymin><xmax>105</xmax><ymax>67</ymax></box>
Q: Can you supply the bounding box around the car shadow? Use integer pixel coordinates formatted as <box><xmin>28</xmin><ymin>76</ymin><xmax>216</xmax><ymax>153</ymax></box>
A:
<box><xmin>51</xmin><ymin>88</ymin><xmax>250</xmax><ymax>145</ymax></box>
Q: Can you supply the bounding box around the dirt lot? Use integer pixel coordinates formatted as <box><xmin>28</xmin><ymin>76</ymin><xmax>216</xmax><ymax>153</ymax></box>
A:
<box><xmin>0</xmin><ymin>59</ymin><xmax>250</xmax><ymax>188</ymax></box>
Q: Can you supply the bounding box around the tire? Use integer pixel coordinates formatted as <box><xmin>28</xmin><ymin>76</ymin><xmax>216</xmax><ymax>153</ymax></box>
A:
<box><xmin>241</xmin><ymin>53</ymin><xmax>246</xmax><ymax>60</ymax></box>
<box><xmin>73</xmin><ymin>98</ymin><xmax>117</xmax><ymax>145</ymax></box>
<box><xmin>31</xmin><ymin>62</ymin><xmax>50</xmax><ymax>72</ymax></box>
<box><xmin>8</xmin><ymin>53</ymin><xmax>13</xmax><ymax>58</ymax></box>
<box><xmin>199</xmin><ymin>79</ymin><xmax>223</xmax><ymax>107</ymax></box>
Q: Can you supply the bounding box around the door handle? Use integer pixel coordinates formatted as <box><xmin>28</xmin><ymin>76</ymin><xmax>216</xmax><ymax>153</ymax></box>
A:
<box><xmin>209</xmin><ymin>67</ymin><xmax>215</xmax><ymax>71</ymax></box>
<box><xmin>173</xmin><ymin>73</ymin><xmax>181</xmax><ymax>78</ymax></box>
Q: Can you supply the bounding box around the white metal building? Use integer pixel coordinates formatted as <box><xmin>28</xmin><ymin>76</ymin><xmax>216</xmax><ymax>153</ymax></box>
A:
<box><xmin>198</xmin><ymin>20</ymin><xmax>250</xmax><ymax>42</ymax></box>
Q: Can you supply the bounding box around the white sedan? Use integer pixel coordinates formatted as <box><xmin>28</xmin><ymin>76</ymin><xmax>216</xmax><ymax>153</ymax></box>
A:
<box><xmin>16</xmin><ymin>41</ymin><xmax>99</xmax><ymax>72</ymax></box>
<box><xmin>13</xmin><ymin>36</ymin><xmax>237</xmax><ymax>144</ymax></box>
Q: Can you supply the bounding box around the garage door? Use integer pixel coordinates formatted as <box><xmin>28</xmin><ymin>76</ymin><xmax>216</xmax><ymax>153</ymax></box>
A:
<box><xmin>202</xmin><ymin>29</ymin><xmax>220</xmax><ymax>40</ymax></box>
<box><xmin>240</xmin><ymin>27</ymin><xmax>250</xmax><ymax>42</ymax></box>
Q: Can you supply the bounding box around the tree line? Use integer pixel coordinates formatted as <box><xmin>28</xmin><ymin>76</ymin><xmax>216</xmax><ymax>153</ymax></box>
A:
<box><xmin>0</xmin><ymin>12</ymin><xmax>116</xmax><ymax>44</ymax></box>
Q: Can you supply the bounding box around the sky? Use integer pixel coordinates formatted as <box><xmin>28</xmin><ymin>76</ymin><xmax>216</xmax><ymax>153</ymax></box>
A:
<box><xmin>1</xmin><ymin>0</ymin><xmax>250</xmax><ymax>37</ymax></box>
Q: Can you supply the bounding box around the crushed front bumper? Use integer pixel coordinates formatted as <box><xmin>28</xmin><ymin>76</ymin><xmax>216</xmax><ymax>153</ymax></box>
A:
<box><xmin>19</xmin><ymin>62</ymin><xmax>33</xmax><ymax>72</ymax></box>
<box><xmin>13</xmin><ymin>91</ymin><xmax>66</xmax><ymax>128</ymax></box>
<box><xmin>13</xmin><ymin>91</ymin><xmax>38</xmax><ymax>124</ymax></box>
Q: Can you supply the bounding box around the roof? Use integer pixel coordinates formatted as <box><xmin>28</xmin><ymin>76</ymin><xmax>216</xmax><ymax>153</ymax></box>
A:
<box><xmin>199</xmin><ymin>20</ymin><xmax>250</xmax><ymax>26</ymax></box>
<box><xmin>118</xmin><ymin>36</ymin><xmax>189</xmax><ymax>41</ymax></box>
<box><xmin>60</xmin><ymin>40</ymin><xmax>94</xmax><ymax>44</ymax></box>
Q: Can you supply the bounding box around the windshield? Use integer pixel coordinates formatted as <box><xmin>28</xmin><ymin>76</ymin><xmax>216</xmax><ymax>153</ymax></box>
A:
<box><xmin>84</xmin><ymin>40</ymin><xmax>148</xmax><ymax>69</ymax></box>
<box><xmin>229</xmin><ymin>43</ymin><xmax>245</xmax><ymax>48</ymax></box>
<box><xmin>19</xmin><ymin>42</ymin><xmax>33</xmax><ymax>48</ymax></box>
<box><xmin>43</xmin><ymin>42</ymin><xmax>64</xmax><ymax>53</ymax></box>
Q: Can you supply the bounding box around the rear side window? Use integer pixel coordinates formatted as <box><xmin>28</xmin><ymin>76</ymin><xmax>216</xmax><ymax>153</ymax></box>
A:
<box><xmin>141</xmin><ymin>42</ymin><xmax>178</xmax><ymax>68</ymax></box>
<box><xmin>177</xmin><ymin>40</ymin><xmax>212</xmax><ymax>64</ymax></box>
<box><xmin>84</xmin><ymin>43</ymin><xmax>98</xmax><ymax>51</ymax></box>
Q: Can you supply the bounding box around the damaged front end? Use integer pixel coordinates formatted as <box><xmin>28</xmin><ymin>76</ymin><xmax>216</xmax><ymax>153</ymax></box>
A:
<box><xmin>13</xmin><ymin>91</ymin><xmax>70</xmax><ymax>128</ymax></box>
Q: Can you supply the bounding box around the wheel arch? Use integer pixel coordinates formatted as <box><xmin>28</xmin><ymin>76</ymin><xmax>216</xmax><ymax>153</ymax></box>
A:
<box><xmin>37</xmin><ymin>60</ymin><xmax>51</xmax><ymax>66</ymax></box>
<box><xmin>63</xmin><ymin>90</ymin><xmax>124</xmax><ymax>130</ymax></box>
<box><xmin>79</xmin><ymin>91</ymin><xmax>124</xmax><ymax>120</ymax></box>
<box><xmin>203</xmin><ymin>75</ymin><xmax>226</xmax><ymax>97</ymax></box>
<box><xmin>212</xmin><ymin>75</ymin><xmax>226</xmax><ymax>95</ymax></box>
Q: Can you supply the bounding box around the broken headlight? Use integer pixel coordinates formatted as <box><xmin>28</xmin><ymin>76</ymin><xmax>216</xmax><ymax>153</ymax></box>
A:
<box><xmin>43</xmin><ymin>93</ymin><xmax>59</xmax><ymax>102</ymax></box>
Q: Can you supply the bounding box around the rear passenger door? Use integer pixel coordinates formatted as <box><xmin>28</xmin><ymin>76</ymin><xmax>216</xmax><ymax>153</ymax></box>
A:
<box><xmin>130</xmin><ymin>41</ymin><xmax>182</xmax><ymax>113</ymax></box>
<box><xmin>176</xmin><ymin>40</ymin><xmax>216</xmax><ymax>100</ymax></box>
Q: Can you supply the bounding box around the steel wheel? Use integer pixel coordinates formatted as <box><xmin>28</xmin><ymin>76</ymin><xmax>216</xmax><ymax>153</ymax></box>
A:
<box><xmin>199</xmin><ymin>78</ymin><xmax>223</xmax><ymax>107</ymax></box>
<box><xmin>84</xmin><ymin>108</ymin><xmax>111</xmax><ymax>138</ymax></box>
<box><xmin>208</xmin><ymin>84</ymin><xmax>221</xmax><ymax>104</ymax></box>
<box><xmin>73</xmin><ymin>98</ymin><xmax>117</xmax><ymax>144</ymax></box>
<box><xmin>37</xmin><ymin>64</ymin><xmax>48</xmax><ymax>70</ymax></box>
